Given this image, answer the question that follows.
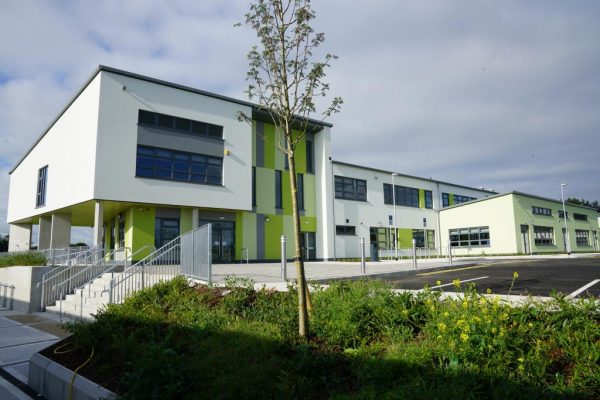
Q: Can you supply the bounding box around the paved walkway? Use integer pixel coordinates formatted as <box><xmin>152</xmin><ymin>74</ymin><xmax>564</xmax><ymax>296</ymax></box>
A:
<box><xmin>0</xmin><ymin>310</ymin><xmax>70</xmax><ymax>399</ymax></box>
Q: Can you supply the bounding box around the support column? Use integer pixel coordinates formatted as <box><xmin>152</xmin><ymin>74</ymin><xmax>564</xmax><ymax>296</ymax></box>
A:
<box><xmin>192</xmin><ymin>208</ymin><xmax>199</xmax><ymax>229</ymax></box>
<box><xmin>49</xmin><ymin>213</ymin><xmax>71</xmax><ymax>249</ymax></box>
<box><xmin>38</xmin><ymin>216</ymin><xmax>52</xmax><ymax>250</ymax></box>
<box><xmin>93</xmin><ymin>201</ymin><xmax>104</xmax><ymax>247</ymax></box>
<box><xmin>8</xmin><ymin>223</ymin><xmax>32</xmax><ymax>252</ymax></box>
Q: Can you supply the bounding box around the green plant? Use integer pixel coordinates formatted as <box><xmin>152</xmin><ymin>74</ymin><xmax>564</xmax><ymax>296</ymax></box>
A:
<box><xmin>0</xmin><ymin>251</ymin><xmax>46</xmax><ymax>268</ymax></box>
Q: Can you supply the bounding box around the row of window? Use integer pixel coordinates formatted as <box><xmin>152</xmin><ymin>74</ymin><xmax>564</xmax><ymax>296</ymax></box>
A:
<box><xmin>136</xmin><ymin>145</ymin><xmax>223</xmax><ymax>185</ymax></box>
<box><xmin>532</xmin><ymin>206</ymin><xmax>589</xmax><ymax>221</ymax></box>
<box><xmin>138</xmin><ymin>110</ymin><xmax>223</xmax><ymax>139</ymax></box>
<box><xmin>449</xmin><ymin>226</ymin><xmax>490</xmax><ymax>247</ymax></box>
<box><xmin>532</xmin><ymin>206</ymin><xmax>552</xmax><ymax>216</ymax></box>
<box><xmin>441</xmin><ymin>192</ymin><xmax>476</xmax><ymax>207</ymax></box>
<box><xmin>335</xmin><ymin>176</ymin><xmax>367</xmax><ymax>201</ymax></box>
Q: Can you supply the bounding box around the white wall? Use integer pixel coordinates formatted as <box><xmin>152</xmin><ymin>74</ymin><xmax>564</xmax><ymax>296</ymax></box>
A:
<box><xmin>94</xmin><ymin>72</ymin><xmax>253</xmax><ymax>211</ymax></box>
<box><xmin>314</xmin><ymin>127</ymin><xmax>334</xmax><ymax>260</ymax></box>
<box><xmin>331</xmin><ymin>162</ymin><xmax>494</xmax><ymax>258</ymax></box>
<box><xmin>439</xmin><ymin>195</ymin><xmax>519</xmax><ymax>255</ymax></box>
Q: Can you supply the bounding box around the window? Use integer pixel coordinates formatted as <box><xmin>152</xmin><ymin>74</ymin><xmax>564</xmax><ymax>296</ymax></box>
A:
<box><xmin>306</xmin><ymin>140</ymin><xmax>314</xmax><ymax>173</ymax></box>
<box><xmin>449</xmin><ymin>226</ymin><xmax>490</xmax><ymax>247</ymax></box>
<box><xmin>424</xmin><ymin>190</ymin><xmax>433</xmax><ymax>209</ymax></box>
<box><xmin>575</xmin><ymin>230</ymin><xmax>590</xmax><ymax>246</ymax></box>
<box><xmin>335</xmin><ymin>176</ymin><xmax>367</xmax><ymax>201</ymax></box>
<box><xmin>412</xmin><ymin>230</ymin><xmax>435</xmax><ymax>248</ymax></box>
<box><xmin>558</xmin><ymin>210</ymin><xmax>569</xmax><ymax>219</ymax></box>
<box><xmin>442</xmin><ymin>192</ymin><xmax>450</xmax><ymax>207</ymax></box>
<box><xmin>138</xmin><ymin>109</ymin><xmax>223</xmax><ymax>139</ymax></box>
<box><xmin>110</xmin><ymin>224</ymin><xmax>115</xmax><ymax>250</ymax></box>
<box><xmin>532</xmin><ymin>206</ymin><xmax>552</xmax><ymax>216</ymax></box>
<box><xmin>454</xmin><ymin>194</ymin><xmax>476</xmax><ymax>204</ymax></box>
<box><xmin>275</xmin><ymin>170</ymin><xmax>283</xmax><ymax>208</ymax></box>
<box><xmin>573</xmin><ymin>213</ymin><xmax>588</xmax><ymax>221</ymax></box>
<box><xmin>252</xmin><ymin>167</ymin><xmax>256</xmax><ymax>207</ymax></box>
<box><xmin>383</xmin><ymin>184</ymin><xmax>419</xmax><ymax>207</ymax></box>
<box><xmin>533</xmin><ymin>226</ymin><xmax>554</xmax><ymax>246</ymax></box>
<box><xmin>297</xmin><ymin>173</ymin><xmax>304</xmax><ymax>210</ymax></box>
<box><xmin>155</xmin><ymin>218</ymin><xmax>180</xmax><ymax>248</ymax></box>
<box><xmin>118</xmin><ymin>219</ymin><xmax>125</xmax><ymax>248</ymax></box>
<box><xmin>336</xmin><ymin>225</ymin><xmax>356</xmax><ymax>235</ymax></box>
<box><xmin>136</xmin><ymin>146</ymin><xmax>223</xmax><ymax>185</ymax></box>
<box><xmin>36</xmin><ymin>166</ymin><xmax>48</xmax><ymax>207</ymax></box>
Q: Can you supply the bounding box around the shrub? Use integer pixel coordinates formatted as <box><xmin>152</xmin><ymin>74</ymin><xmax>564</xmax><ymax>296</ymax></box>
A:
<box><xmin>0</xmin><ymin>251</ymin><xmax>46</xmax><ymax>268</ymax></box>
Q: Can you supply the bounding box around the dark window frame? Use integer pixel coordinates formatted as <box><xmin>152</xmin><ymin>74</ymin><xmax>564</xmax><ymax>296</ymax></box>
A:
<box><xmin>335</xmin><ymin>176</ymin><xmax>367</xmax><ymax>202</ymax></box>
<box><xmin>532</xmin><ymin>206</ymin><xmax>552</xmax><ymax>216</ymax></box>
<box><xmin>36</xmin><ymin>165</ymin><xmax>48</xmax><ymax>207</ymax></box>
<box><xmin>454</xmin><ymin>194</ymin><xmax>476</xmax><ymax>204</ymax></box>
<box><xmin>138</xmin><ymin>109</ymin><xmax>224</xmax><ymax>140</ymax></box>
<box><xmin>533</xmin><ymin>226</ymin><xmax>554</xmax><ymax>246</ymax></box>
<box><xmin>442</xmin><ymin>192</ymin><xmax>450</xmax><ymax>207</ymax></box>
<box><xmin>424</xmin><ymin>190</ymin><xmax>433</xmax><ymax>209</ymax></box>
<box><xmin>135</xmin><ymin>145</ymin><xmax>223</xmax><ymax>186</ymax></box>
<box><xmin>449</xmin><ymin>226</ymin><xmax>490</xmax><ymax>248</ymax></box>
<box><xmin>383</xmin><ymin>184</ymin><xmax>419</xmax><ymax>207</ymax></box>
<box><xmin>275</xmin><ymin>170</ymin><xmax>283</xmax><ymax>209</ymax></box>
<box><xmin>297</xmin><ymin>173</ymin><xmax>304</xmax><ymax>210</ymax></box>
<box><xmin>336</xmin><ymin>225</ymin><xmax>356</xmax><ymax>235</ymax></box>
<box><xmin>573</xmin><ymin>213</ymin><xmax>588</xmax><ymax>221</ymax></box>
<box><xmin>252</xmin><ymin>167</ymin><xmax>256</xmax><ymax>207</ymax></box>
<box><xmin>306</xmin><ymin>140</ymin><xmax>314</xmax><ymax>173</ymax></box>
<box><xmin>575</xmin><ymin>229</ymin><xmax>590</xmax><ymax>246</ymax></box>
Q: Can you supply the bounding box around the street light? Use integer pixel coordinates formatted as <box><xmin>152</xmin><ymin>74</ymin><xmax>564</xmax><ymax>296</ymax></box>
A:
<box><xmin>392</xmin><ymin>173</ymin><xmax>398</xmax><ymax>260</ymax></box>
<box><xmin>560</xmin><ymin>183</ymin><xmax>570</xmax><ymax>255</ymax></box>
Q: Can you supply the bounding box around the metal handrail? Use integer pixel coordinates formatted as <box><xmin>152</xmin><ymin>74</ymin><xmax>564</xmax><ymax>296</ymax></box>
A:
<box><xmin>240</xmin><ymin>248</ymin><xmax>249</xmax><ymax>264</ymax></box>
<box><xmin>0</xmin><ymin>282</ymin><xmax>15</xmax><ymax>310</ymax></box>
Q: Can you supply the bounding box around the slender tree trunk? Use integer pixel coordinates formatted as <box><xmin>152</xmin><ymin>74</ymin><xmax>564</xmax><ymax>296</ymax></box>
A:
<box><xmin>287</xmin><ymin>148</ymin><xmax>310</xmax><ymax>337</ymax></box>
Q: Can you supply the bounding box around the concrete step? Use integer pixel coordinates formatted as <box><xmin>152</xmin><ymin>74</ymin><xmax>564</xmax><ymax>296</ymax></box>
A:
<box><xmin>45</xmin><ymin>304</ymin><xmax>97</xmax><ymax>321</ymax></box>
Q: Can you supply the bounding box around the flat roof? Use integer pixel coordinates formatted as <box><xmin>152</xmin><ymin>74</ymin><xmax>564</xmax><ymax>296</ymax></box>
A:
<box><xmin>439</xmin><ymin>191</ymin><xmax>599</xmax><ymax>212</ymax></box>
<box><xmin>10</xmin><ymin>65</ymin><xmax>332</xmax><ymax>174</ymax></box>
<box><xmin>332</xmin><ymin>160</ymin><xmax>498</xmax><ymax>195</ymax></box>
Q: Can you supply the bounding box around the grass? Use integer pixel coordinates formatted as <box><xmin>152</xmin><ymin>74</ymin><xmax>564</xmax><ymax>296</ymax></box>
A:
<box><xmin>49</xmin><ymin>277</ymin><xmax>599</xmax><ymax>399</ymax></box>
<box><xmin>0</xmin><ymin>251</ymin><xmax>46</xmax><ymax>268</ymax></box>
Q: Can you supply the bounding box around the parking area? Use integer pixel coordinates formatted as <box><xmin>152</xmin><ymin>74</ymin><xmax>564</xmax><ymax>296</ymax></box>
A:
<box><xmin>380</xmin><ymin>257</ymin><xmax>600</xmax><ymax>298</ymax></box>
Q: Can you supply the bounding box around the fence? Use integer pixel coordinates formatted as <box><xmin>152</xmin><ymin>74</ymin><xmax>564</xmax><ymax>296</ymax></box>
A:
<box><xmin>0</xmin><ymin>282</ymin><xmax>15</xmax><ymax>310</ymax></box>
<box><xmin>181</xmin><ymin>224</ymin><xmax>212</xmax><ymax>281</ymax></box>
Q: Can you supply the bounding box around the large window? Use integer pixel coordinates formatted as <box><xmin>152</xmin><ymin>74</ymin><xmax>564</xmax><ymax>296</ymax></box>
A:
<box><xmin>413</xmin><ymin>230</ymin><xmax>436</xmax><ymax>248</ymax></box>
<box><xmin>532</xmin><ymin>206</ymin><xmax>552</xmax><ymax>216</ymax></box>
<box><xmin>118</xmin><ymin>219</ymin><xmax>125</xmax><ymax>248</ymax></box>
<box><xmin>335</xmin><ymin>176</ymin><xmax>367</xmax><ymax>201</ymax></box>
<box><xmin>155</xmin><ymin>218</ymin><xmax>180</xmax><ymax>249</ymax></box>
<box><xmin>442</xmin><ymin>192</ymin><xmax>450</xmax><ymax>207</ymax></box>
<box><xmin>383</xmin><ymin>184</ymin><xmax>419</xmax><ymax>207</ymax></box>
<box><xmin>36</xmin><ymin>166</ymin><xmax>48</xmax><ymax>207</ymax></box>
<box><xmin>138</xmin><ymin>110</ymin><xmax>223</xmax><ymax>139</ymax></box>
<box><xmin>575</xmin><ymin>230</ymin><xmax>590</xmax><ymax>246</ymax></box>
<box><xmin>424</xmin><ymin>190</ymin><xmax>433</xmax><ymax>209</ymax></box>
<box><xmin>136</xmin><ymin>146</ymin><xmax>222</xmax><ymax>185</ymax></box>
<box><xmin>533</xmin><ymin>226</ymin><xmax>554</xmax><ymax>246</ymax></box>
<box><xmin>454</xmin><ymin>194</ymin><xmax>476</xmax><ymax>204</ymax></box>
<box><xmin>275</xmin><ymin>170</ymin><xmax>283</xmax><ymax>208</ymax></box>
<box><xmin>558</xmin><ymin>210</ymin><xmax>569</xmax><ymax>219</ymax></box>
<box><xmin>336</xmin><ymin>225</ymin><xmax>356</xmax><ymax>235</ymax></box>
<box><xmin>449</xmin><ymin>226</ymin><xmax>490</xmax><ymax>247</ymax></box>
<box><xmin>573</xmin><ymin>213</ymin><xmax>588</xmax><ymax>221</ymax></box>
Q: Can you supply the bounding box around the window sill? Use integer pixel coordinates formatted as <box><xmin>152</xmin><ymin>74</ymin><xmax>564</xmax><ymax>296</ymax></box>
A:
<box><xmin>335</xmin><ymin>197</ymin><xmax>368</xmax><ymax>203</ymax></box>
<box><xmin>135</xmin><ymin>175</ymin><xmax>224</xmax><ymax>187</ymax></box>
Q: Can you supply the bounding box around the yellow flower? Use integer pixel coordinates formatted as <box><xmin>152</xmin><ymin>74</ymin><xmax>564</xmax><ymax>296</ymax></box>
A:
<box><xmin>443</xmin><ymin>312</ymin><xmax>449</xmax><ymax>317</ymax></box>
<box><xmin>436</xmin><ymin>280</ymin><xmax>442</xmax><ymax>286</ymax></box>
<box><xmin>460</xmin><ymin>333</ymin><xmax>469</xmax><ymax>342</ymax></box>
<box><xmin>438</xmin><ymin>322</ymin><xmax>447</xmax><ymax>332</ymax></box>
<box><xmin>491</xmin><ymin>327</ymin><xmax>497</xmax><ymax>334</ymax></box>
<box><xmin>453</xmin><ymin>279</ymin><xmax>461</xmax><ymax>288</ymax></box>
<box><xmin>513</xmin><ymin>272</ymin><xmax>519</xmax><ymax>279</ymax></box>
<box><xmin>486</xmin><ymin>288</ymin><xmax>492</xmax><ymax>294</ymax></box>
<box><xmin>518</xmin><ymin>357</ymin><xmax>525</xmax><ymax>363</ymax></box>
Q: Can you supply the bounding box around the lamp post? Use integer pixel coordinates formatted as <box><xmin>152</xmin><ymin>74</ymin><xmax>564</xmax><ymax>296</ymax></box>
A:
<box><xmin>560</xmin><ymin>183</ymin><xmax>570</xmax><ymax>255</ymax></box>
<box><xmin>392</xmin><ymin>173</ymin><xmax>398</xmax><ymax>260</ymax></box>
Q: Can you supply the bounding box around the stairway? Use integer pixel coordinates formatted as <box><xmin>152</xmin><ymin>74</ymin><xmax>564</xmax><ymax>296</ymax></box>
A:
<box><xmin>45</xmin><ymin>271</ymin><xmax>119</xmax><ymax>320</ymax></box>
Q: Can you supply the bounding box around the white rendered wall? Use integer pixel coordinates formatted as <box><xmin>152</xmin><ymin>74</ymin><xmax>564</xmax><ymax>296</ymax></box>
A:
<box><xmin>332</xmin><ymin>162</ymin><xmax>493</xmax><ymax>258</ymax></box>
<box><xmin>439</xmin><ymin>195</ymin><xmax>519</xmax><ymax>255</ymax></box>
<box><xmin>314</xmin><ymin>127</ymin><xmax>334</xmax><ymax>260</ymax></box>
<box><xmin>7</xmin><ymin>75</ymin><xmax>101</xmax><ymax>224</ymax></box>
<box><xmin>94</xmin><ymin>72</ymin><xmax>253</xmax><ymax>211</ymax></box>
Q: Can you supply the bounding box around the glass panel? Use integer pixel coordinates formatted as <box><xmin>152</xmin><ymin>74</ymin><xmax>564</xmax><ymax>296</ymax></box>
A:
<box><xmin>136</xmin><ymin>167</ymin><xmax>153</xmax><ymax>177</ymax></box>
<box><xmin>139</xmin><ymin>110</ymin><xmax>156</xmax><ymax>125</ymax></box>
<box><xmin>155</xmin><ymin>159</ymin><xmax>172</xmax><ymax>170</ymax></box>
<box><xmin>136</xmin><ymin>156</ymin><xmax>154</xmax><ymax>168</ymax></box>
<box><xmin>175</xmin><ymin>118</ymin><xmax>191</xmax><ymax>131</ymax></box>
<box><xmin>157</xmin><ymin>114</ymin><xmax>174</xmax><ymax>128</ymax></box>
<box><xmin>155</xmin><ymin>149</ymin><xmax>172</xmax><ymax>159</ymax></box>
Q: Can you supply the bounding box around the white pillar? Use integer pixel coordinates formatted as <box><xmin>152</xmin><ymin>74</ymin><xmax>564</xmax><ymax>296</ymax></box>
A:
<box><xmin>49</xmin><ymin>213</ymin><xmax>71</xmax><ymax>249</ymax></box>
<box><xmin>38</xmin><ymin>216</ymin><xmax>52</xmax><ymax>250</ymax></box>
<box><xmin>93</xmin><ymin>201</ymin><xmax>104</xmax><ymax>247</ymax></box>
<box><xmin>8</xmin><ymin>223</ymin><xmax>32</xmax><ymax>252</ymax></box>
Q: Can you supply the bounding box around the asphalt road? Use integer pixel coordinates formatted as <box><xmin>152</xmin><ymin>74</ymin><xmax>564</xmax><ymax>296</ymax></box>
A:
<box><xmin>380</xmin><ymin>257</ymin><xmax>600</xmax><ymax>298</ymax></box>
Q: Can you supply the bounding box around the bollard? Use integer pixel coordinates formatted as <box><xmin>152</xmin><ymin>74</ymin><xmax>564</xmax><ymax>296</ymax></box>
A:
<box><xmin>360</xmin><ymin>237</ymin><xmax>366</xmax><ymax>275</ymax></box>
<box><xmin>412</xmin><ymin>239</ymin><xmax>417</xmax><ymax>270</ymax></box>
<box><xmin>280</xmin><ymin>235</ymin><xmax>287</xmax><ymax>281</ymax></box>
<box><xmin>448</xmin><ymin>240</ymin><xmax>453</xmax><ymax>266</ymax></box>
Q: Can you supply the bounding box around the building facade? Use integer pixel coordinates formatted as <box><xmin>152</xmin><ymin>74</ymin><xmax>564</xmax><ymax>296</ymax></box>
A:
<box><xmin>6</xmin><ymin>66</ymin><xmax>599</xmax><ymax>261</ymax></box>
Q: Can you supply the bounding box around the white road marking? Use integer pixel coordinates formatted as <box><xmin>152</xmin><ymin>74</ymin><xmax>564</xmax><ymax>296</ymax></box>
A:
<box><xmin>430</xmin><ymin>276</ymin><xmax>489</xmax><ymax>289</ymax></box>
<box><xmin>567</xmin><ymin>279</ymin><xmax>600</xmax><ymax>299</ymax></box>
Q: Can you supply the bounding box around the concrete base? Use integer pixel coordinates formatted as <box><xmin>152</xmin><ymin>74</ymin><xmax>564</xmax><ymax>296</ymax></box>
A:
<box><xmin>29</xmin><ymin>352</ymin><xmax>116</xmax><ymax>400</ymax></box>
<box><xmin>50</xmin><ymin>214</ymin><xmax>71</xmax><ymax>249</ymax></box>
<box><xmin>8</xmin><ymin>224</ymin><xmax>32</xmax><ymax>253</ymax></box>
<box><xmin>0</xmin><ymin>267</ymin><xmax>53</xmax><ymax>313</ymax></box>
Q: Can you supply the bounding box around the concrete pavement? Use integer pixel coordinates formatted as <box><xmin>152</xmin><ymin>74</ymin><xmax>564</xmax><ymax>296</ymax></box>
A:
<box><xmin>0</xmin><ymin>310</ymin><xmax>70</xmax><ymax>399</ymax></box>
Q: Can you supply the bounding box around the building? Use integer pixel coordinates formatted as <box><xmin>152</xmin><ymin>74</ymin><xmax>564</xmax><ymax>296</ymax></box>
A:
<box><xmin>7</xmin><ymin>66</ymin><xmax>334</xmax><ymax>261</ymax></box>
<box><xmin>439</xmin><ymin>192</ymin><xmax>600</xmax><ymax>255</ymax></box>
<box><xmin>6</xmin><ymin>66</ymin><xmax>599</xmax><ymax>261</ymax></box>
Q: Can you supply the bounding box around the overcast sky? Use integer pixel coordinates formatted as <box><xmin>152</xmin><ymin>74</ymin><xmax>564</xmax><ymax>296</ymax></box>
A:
<box><xmin>1</xmin><ymin>0</ymin><xmax>599</xmax><ymax>242</ymax></box>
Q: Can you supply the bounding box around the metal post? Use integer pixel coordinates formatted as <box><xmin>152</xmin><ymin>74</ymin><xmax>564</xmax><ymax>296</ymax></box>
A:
<box><xmin>560</xmin><ymin>183</ymin><xmax>571</xmax><ymax>255</ymax></box>
<box><xmin>141</xmin><ymin>265</ymin><xmax>145</xmax><ymax>289</ymax></box>
<box><xmin>360</xmin><ymin>237</ymin><xmax>366</xmax><ymax>275</ymax></box>
<box><xmin>80</xmin><ymin>290</ymin><xmax>83</xmax><ymax>320</ymax></box>
<box><xmin>448</xmin><ymin>240</ymin><xmax>453</xmax><ymax>266</ymax></box>
<box><xmin>392</xmin><ymin>173</ymin><xmax>398</xmax><ymax>260</ymax></box>
<box><xmin>108</xmin><ymin>278</ymin><xmax>114</xmax><ymax>304</ymax></box>
<box><xmin>207</xmin><ymin>223</ymin><xmax>212</xmax><ymax>284</ymax></box>
<box><xmin>9</xmin><ymin>286</ymin><xmax>14</xmax><ymax>310</ymax></box>
<box><xmin>280</xmin><ymin>235</ymin><xmax>287</xmax><ymax>281</ymax></box>
<box><xmin>412</xmin><ymin>239</ymin><xmax>417</xmax><ymax>269</ymax></box>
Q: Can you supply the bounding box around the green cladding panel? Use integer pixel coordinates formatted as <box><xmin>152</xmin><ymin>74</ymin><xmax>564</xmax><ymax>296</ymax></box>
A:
<box><xmin>449</xmin><ymin>194</ymin><xmax>455</xmax><ymax>206</ymax></box>
<box><xmin>255</xmin><ymin>167</ymin><xmax>276</xmax><ymax>215</ymax></box>
<box><xmin>301</xmin><ymin>216</ymin><xmax>317</xmax><ymax>232</ymax></box>
<box><xmin>241</xmin><ymin>212</ymin><xmax>257</xmax><ymax>259</ymax></box>
<box><xmin>282</xmin><ymin>171</ymin><xmax>292</xmax><ymax>215</ymax></box>
<box><xmin>263</xmin><ymin>123</ymin><xmax>276</xmax><ymax>169</ymax></box>
<box><xmin>295</xmin><ymin>132</ymin><xmax>307</xmax><ymax>174</ymax></box>
<box><xmin>265</xmin><ymin>214</ymin><xmax>284</xmax><ymax>259</ymax></box>
<box><xmin>131</xmin><ymin>207</ymin><xmax>155</xmax><ymax>259</ymax></box>
<box><xmin>303</xmin><ymin>174</ymin><xmax>316</xmax><ymax>217</ymax></box>
<box><xmin>418</xmin><ymin>189</ymin><xmax>425</xmax><ymax>208</ymax></box>
<box><xmin>251</xmin><ymin>121</ymin><xmax>256</xmax><ymax>166</ymax></box>
<box><xmin>235</xmin><ymin>212</ymin><xmax>244</xmax><ymax>260</ymax></box>
<box><xmin>180</xmin><ymin>208</ymin><xmax>193</xmax><ymax>235</ymax></box>
<box><xmin>397</xmin><ymin>228</ymin><xmax>413</xmax><ymax>248</ymax></box>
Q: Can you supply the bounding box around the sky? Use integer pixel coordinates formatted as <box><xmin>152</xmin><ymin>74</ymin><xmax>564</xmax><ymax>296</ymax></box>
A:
<box><xmin>1</xmin><ymin>0</ymin><xmax>599</xmax><ymax>243</ymax></box>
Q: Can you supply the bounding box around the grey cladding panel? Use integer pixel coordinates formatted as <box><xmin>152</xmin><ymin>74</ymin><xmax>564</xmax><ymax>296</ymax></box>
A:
<box><xmin>255</xmin><ymin>121</ymin><xmax>264</xmax><ymax>167</ymax></box>
<box><xmin>156</xmin><ymin>208</ymin><xmax>181</xmax><ymax>219</ymax></box>
<box><xmin>256</xmin><ymin>214</ymin><xmax>265</xmax><ymax>260</ymax></box>
<box><xmin>138</xmin><ymin>126</ymin><xmax>224</xmax><ymax>157</ymax></box>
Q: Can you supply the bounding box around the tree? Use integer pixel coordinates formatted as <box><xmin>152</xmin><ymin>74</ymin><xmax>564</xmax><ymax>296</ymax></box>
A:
<box><xmin>0</xmin><ymin>235</ymin><xmax>8</xmax><ymax>252</ymax></box>
<box><xmin>567</xmin><ymin>198</ymin><xmax>600</xmax><ymax>212</ymax></box>
<box><xmin>237</xmin><ymin>0</ymin><xmax>342</xmax><ymax>337</ymax></box>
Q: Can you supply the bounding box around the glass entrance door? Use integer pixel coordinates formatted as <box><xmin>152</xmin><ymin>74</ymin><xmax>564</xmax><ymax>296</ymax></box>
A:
<box><xmin>155</xmin><ymin>217</ymin><xmax>180</xmax><ymax>249</ymax></box>
<box><xmin>303</xmin><ymin>232</ymin><xmax>316</xmax><ymax>260</ymax></box>
<box><xmin>199</xmin><ymin>220</ymin><xmax>235</xmax><ymax>263</ymax></box>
